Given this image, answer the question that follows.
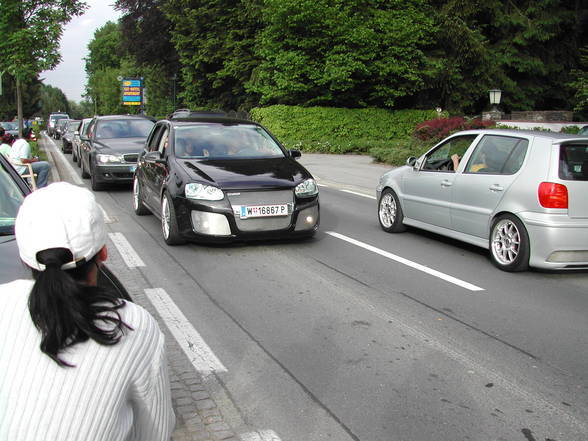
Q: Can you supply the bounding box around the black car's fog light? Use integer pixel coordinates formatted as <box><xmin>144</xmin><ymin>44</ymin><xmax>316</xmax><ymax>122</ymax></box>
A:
<box><xmin>191</xmin><ymin>210</ymin><xmax>231</xmax><ymax>236</ymax></box>
<box><xmin>295</xmin><ymin>206</ymin><xmax>319</xmax><ymax>231</ymax></box>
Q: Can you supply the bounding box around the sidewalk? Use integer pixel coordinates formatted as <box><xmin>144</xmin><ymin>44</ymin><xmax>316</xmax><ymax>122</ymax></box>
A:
<box><xmin>39</xmin><ymin>135</ymin><xmax>244</xmax><ymax>441</ymax></box>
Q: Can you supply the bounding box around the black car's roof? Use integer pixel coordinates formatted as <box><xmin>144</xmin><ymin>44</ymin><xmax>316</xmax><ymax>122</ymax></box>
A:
<box><xmin>93</xmin><ymin>114</ymin><xmax>156</xmax><ymax>122</ymax></box>
<box><xmin>168</xmin><ymin>117</ymin><xmax>259</xmax><ymax>126</ymax></box>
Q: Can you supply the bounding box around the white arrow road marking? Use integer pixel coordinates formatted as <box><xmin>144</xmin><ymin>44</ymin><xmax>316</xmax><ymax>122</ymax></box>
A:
<box><xmin>326</xmin><ymin>231</ymin><xmax>484</xmax><ymax>292</ymax></box>
<box><xmin>145</xmin><ymin>288</ymin><xmax>227</xmax><ymax>375</ymax></box>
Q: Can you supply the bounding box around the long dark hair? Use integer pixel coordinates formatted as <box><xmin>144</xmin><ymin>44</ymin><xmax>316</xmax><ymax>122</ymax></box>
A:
<box><xmin>28</xmin><ymin>248</ymin><xmax>131</xmax><ymax>367</ymax></box>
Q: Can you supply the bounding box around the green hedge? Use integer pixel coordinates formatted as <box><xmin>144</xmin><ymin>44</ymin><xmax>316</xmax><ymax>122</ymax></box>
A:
<box><xmin>250</xmin><ymin>105</ymin><xmax>439</xmax><ymax>155</ymax></box>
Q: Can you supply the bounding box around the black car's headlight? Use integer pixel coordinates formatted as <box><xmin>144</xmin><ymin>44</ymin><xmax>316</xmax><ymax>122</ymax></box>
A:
<box><xmin>185</xmin><ymin>183</ymin><xmax>224</xmax><ymax>201</ymax></box>
<box><xmin>295</xmin><ymin>179</ymin><xmax>318</xmax><ymax>198</ymax></box>
<box><xmin>96</xmin><ymin>153</ymin><xmax>124</xmax><ymax>164</ymax></box>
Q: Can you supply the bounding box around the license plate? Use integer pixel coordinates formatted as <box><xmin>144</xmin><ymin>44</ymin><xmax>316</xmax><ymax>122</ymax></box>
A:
<box><xmin>237</xmin><ymin>204</ymin><xmax>289</xmax><ymax>219</ymax></box>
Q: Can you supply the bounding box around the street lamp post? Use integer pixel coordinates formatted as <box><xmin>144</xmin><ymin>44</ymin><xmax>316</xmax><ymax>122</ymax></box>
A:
<box><xmin>171</xmin><ymin>75</ymin><xmax>177</xmax><ymax>110</ymax></box>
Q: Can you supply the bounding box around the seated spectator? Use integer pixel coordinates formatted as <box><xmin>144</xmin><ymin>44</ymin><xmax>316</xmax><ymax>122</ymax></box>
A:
<box><xmin>0</xmin><ymin>133</ymin><xmax>12</xmax><ymax>157</ymax></box>
<box><xmin>8</xmin><ymin>135</ymin><xmax>51</xmax><ymax>188</ymax></box>
<box><xmin>0</xmin><ymin>182</ymin><xmax>175</xmax><ymax>441</ymax></box>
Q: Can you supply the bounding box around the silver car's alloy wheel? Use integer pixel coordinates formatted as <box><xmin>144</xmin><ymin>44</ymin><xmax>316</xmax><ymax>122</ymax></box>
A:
<box><xmin>161</xmin><ymin>196</ymin><xmax>171</xmax><ymax>240</ymax></box>
<box><xmin>491</xmin><ymin>219</ymin><xmax>521</xmax><ymax>265</ymax></box>
<box><xmin>379</xmin><ymin>192</ymin><xmax>396</xmax><ymax>228</ymax></box>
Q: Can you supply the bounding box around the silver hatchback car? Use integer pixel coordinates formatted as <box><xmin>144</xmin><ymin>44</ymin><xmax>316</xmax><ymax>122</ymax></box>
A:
<box><xmin>376</xmin><ymin>129</ymin><xmax>588</xmax><ymax>271</ymax></box>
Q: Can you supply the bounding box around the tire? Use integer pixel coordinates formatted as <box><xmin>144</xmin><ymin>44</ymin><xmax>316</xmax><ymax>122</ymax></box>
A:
<box><xmin>133</xmin><ymin>176</ymin><xmax>151</xmax><ymax>215</ymax></box>
<box><xmin>77</xmin><ymin>149</ymin><xmax>82</xmax><ymax>168</ymax></box>
<box><xmin>489</xmin><ymin>214</ymin><xmax>530</xmax><ymax>272</ymax></box>
<box><xmin>378</xmin><ymin>188</ymin><xmax>406</xmax><ymax>233</ymax></box>
<box><xmin>72</xmin><ymin>146</ymin><xmax>78</xmax><ymax>163</ymax></box>
<box><xmin>81</xmin><ymin>156</ymin><xmax>90</xmax><ymax>178</ymax></box>
<box><xmin>90</xmin><ymin>165</ymin><xmax>104</xmax><ymax>191</ymax></box>
<box><xmin>161</xmin><ymin>191</ymin><xmax>185</xmax><ymax>245</ymax></box>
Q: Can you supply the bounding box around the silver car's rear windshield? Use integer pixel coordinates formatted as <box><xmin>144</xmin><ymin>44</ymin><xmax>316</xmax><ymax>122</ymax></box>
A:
<box><xmin>174</xmin><ymin>124</ymin><xmax>285</xmax><ymax>159</ymax></box>
<box><xmin>559</xmin><ymin>144</ymin><xmax>588</xmax><ymax>181</ymax></box>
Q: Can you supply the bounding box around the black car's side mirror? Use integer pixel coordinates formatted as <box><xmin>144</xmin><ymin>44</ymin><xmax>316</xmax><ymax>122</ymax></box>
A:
<box><xmin>145</xmin><ymin>150</ymin><xmax>166</xmax><ymax>164</ymax></box>
<box><xmin>289</xmin><ymin>149</ymin><xmax>302</xmax><ymax>159</ymax></box>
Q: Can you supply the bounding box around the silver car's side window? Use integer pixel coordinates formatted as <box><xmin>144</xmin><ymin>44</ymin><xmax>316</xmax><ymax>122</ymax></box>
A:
<box><xmin>465</xmin><ymin>135</ymin><xmax>528</xmax><ymax>175</ymax></box>
<box><xmin>422</xmin><ymin>135</ymin><xmax>477</xmax><ymax>172</ymax></box>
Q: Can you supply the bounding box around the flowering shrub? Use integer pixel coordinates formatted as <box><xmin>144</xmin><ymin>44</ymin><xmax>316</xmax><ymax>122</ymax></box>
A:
<box><xmin>414</xmin><ymin>117</ymin><xmax>495</xmax><ymax>142</ymax></box>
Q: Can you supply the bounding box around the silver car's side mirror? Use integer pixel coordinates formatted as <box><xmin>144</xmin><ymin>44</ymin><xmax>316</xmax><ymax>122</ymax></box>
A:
<box><xmin>406</xmin><ymin>156</ymin><xmax>417</xmax><ymax>167</ymax></box>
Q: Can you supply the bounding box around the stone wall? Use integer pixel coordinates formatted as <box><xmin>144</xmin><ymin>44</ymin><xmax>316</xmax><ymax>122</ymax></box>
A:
<box><xmin>509</xmin><ymin>110</ymin><xmax>573</xmax><ymax>122</ymax></box>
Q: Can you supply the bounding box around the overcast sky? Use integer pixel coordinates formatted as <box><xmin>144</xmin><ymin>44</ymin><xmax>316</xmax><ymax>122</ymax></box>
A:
<box><xmin>40</xmin><ymin>0</ymin><xmax>122</xmax><ymax>103</ymax></box>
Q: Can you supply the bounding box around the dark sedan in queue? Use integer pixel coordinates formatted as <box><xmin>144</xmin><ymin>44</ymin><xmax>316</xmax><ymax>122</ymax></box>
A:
<box><xmin>79</xmin><ymin>115</ymin><xmax>155</xmax><ymax>191</ymax></box>
<box><xmin>132</xmin><ymin>115</ymin><xmax>319</xmax><ymax>245</ymax></box>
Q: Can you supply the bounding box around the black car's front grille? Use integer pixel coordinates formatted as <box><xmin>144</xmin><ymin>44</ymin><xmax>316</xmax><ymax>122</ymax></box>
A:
<box><xmin>226</xmin><ymin>190</ymin><xmax>294</xmax><ymax>232</ymax></box>
<box><xmin>123</xmin><ymin>153</ymin><xmax>139</xmax><ymax>163</ymax></box>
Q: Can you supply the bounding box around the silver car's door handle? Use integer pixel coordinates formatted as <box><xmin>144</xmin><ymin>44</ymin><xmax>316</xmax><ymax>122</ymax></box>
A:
<box><xmin>489</xmin><ymin>184</ymin><xmax>504</xmax><ymax>192</ymax></box>
<box><xmin>440</xmin><ymin>180</ymin><xmax>453</xmax><ymax>188</ymax></box>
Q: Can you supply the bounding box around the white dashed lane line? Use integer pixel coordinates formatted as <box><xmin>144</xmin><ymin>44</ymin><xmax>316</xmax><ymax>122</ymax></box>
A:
<box><xmin>108</xmin><ymin>232</ymin><xmax>146</xmax><ymax>267</ymax></box>
<box><xmin>326</xmin><ymin>231</ymin><xmax>484</xmax><ymax>292</ymax></box>
<box><xmin>145</xmin><ymin>288</ymin><xmax>227</xmax><ymax>375</ymax></box>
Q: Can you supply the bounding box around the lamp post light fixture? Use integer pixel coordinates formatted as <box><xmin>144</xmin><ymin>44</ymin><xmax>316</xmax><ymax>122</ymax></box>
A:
<box><xmin>489</xmin><ymin>89</ymin><xmax>502</xmax><ymax>110</ymax></box>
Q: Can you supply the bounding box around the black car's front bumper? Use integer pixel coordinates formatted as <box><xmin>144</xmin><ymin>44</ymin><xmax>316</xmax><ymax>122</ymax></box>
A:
<box><xmin>93</xmin><ymin>162</ymin><xmax>138</xmax><ymax>185</ymax></box>
<box><xmin>172</xmin><ymin>195</ymin><xmax>319</xmax><ymax>243</ymax></box>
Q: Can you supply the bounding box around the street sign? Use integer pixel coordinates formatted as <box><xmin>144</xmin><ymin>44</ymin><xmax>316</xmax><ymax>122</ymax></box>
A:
<box><xmin>121</xmin><ymin>77</ymin><xmax>144</xmax><ymax>106</ymax></box>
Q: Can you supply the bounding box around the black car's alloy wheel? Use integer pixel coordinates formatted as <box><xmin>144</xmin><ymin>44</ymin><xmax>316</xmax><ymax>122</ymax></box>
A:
<box><xmin>81</xmin><ymin>156</ymin><xmax>90</xmax><ymax>178</ymax></box>
<box><xmin>378</xmin><ymin>188</ymin><xmax>406</xmax><ymax>233</ymax></box>
<box><xmin>90</xmin><ymin>165</ymin><xmax>104</xmax><ymax>191</ymax></box>
<box><xmin>133</xmin><ymin>176</ymin><xmax>151</xmax><ymax>216</ymax></box>
<box><xmin>161</xmin><ymin>192</ymin><xmax>185</xmax><ymax>245</ymax></box>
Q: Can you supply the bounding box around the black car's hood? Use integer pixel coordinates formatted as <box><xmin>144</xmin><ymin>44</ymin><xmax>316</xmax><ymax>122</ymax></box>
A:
<box><xmin>0</xmin><ymin>236</ymin><xmax>31</xmax><ymax>284</ymax></box>
<box><xmin>94</xmin><ymin>137</ymin><xmax>146</xmax><ymax>154</ymax></box>
<box><xmin>179</xmin><ymin>157</ymin><xmax>312</xmax><ymax>190</ymax></box>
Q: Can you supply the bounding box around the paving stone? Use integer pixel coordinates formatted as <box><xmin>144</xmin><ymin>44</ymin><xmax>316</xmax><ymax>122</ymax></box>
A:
<box><xmin>211</xmin><ymin>430</ymin><xmax>236</xmax><ymax>440</ymax></box>
<box><xmin>195</xmin><ymin>399</ymin><xmax>217</xmax><ymax>411</ymax></box>
<box><xmin>191</xmin><ymin>391</ymin><xmax>210</xmax><ymax>401</ymax></box>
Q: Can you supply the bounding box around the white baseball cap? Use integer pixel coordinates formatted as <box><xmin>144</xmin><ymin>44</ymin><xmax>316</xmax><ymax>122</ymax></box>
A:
<box><xmin>15</xmin><ymin>182</ymin><xmax>107</xmax><ymax>271</ymax></box>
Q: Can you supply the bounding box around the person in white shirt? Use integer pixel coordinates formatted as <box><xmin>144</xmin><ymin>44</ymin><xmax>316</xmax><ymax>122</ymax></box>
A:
<box><xmin>0</xmin><ymin>183</ymin><xmax>175</xmax><ymax>441</ymax></box>
<box><xmin>8</xmin><ymin>135</ymin><xmax>51</xmax><ymax>187</ymax></box>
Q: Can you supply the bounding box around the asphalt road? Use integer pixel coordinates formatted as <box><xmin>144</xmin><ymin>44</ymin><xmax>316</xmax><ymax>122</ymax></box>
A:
<box><xmin>44</xmin><ymin>135</ymin><xmax>588</xmax><ymax>441</ymax></box>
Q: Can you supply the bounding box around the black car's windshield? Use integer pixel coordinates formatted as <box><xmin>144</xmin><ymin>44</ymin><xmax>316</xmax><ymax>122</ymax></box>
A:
<box><xmin>174</xmin><ymin>124</ymin><xmax>285</xmax><ymax>159</ymax></box>
<box><xmin>0</xmin><ymin>163</ymin><xmax>26</xmax><ymax>235</ymax></box>
<box><xmin>96</xmin><ymin>119</ymin><xmax>154</xmax><ymax>139</ymax></box>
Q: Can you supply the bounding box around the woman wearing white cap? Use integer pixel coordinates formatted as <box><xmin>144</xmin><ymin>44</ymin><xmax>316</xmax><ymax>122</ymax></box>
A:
<box><xmin>0</xmin><ymin>182</ymin><xmax>175</xmax><ymax>441</ymax></box>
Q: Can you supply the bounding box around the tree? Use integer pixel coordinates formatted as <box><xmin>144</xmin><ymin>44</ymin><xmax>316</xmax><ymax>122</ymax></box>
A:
<box><xmin>247</xmin><ymin>0</ymin><xmax>436</xmax><ymax>108</ymax></box>
<box><xmin>39</xmin><ymin>84</ymin><xmax>70</xmax><ymax>118</ymax></box>
<box><xmin>0</xmin><ymin>0</ymin><xmax>86</xmax><ymax>135</ymax></box>
<box><xmin>163</xmin><ymin>0</ymin><xmax>262</xmax><ymax>110</ymax></box>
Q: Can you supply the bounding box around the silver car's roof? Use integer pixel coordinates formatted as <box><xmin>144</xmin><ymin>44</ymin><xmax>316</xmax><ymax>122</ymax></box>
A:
<box><xmin>453</xmin><ymin>129</ymin><xmax>588</xmax><ymax>142</ymax></box>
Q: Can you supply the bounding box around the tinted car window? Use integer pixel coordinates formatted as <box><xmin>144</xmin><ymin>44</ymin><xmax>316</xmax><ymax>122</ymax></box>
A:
<box><xmin>465</xmin><ymin>135</ymin><xmax>528</xmax><ymax>175</ymax></box>
<box><xmin>96</xmin><ymin>119</ymin><xmax>154</xmax><ymax>139</ymax></box>
<box><xmin>0</xmin><ymin>162</ymin><xmax>26</xmax><ymax>235</ymax></box>
<box><xmin>174</xmin><ymin>124</ymin><xmax>285</xmax><ymax>159</ymax></box>
<box><xmin>559</xmin><ymin>144</ymin><xmax>588</xmax><ymax>181</ymax></box>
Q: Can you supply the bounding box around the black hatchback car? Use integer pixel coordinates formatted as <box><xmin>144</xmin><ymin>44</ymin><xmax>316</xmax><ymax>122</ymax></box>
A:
<box><xmin>79</xmin><ymin>115</ymin><xmax>155</xmax><ymax>191</ymax></box>
<box><xmin>132</xmin><ymin>114</ymin><xmax>320</xmax><ymax>244</ymax></box>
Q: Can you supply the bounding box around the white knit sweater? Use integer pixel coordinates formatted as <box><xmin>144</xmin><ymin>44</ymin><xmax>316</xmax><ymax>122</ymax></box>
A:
<box><xmin>0</xmin><ymin>279</ymin><xmax>175</xmax><ymax>441</ymax></box>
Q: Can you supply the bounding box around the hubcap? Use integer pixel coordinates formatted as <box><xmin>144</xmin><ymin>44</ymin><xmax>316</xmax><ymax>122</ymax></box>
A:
<box><xmin>162</xmin><ymin>197</ymin><xmax>170</xmax><ymax>239</ymax></box>
<box><xmin>379</xmin><ymin>193</ymin><xmax>396</xmax><ymax>228</ymax></box>
<box><xmin>491</xmin><ymin>219</ymin><xmax>521</xmax><ymax>265</ymax></box>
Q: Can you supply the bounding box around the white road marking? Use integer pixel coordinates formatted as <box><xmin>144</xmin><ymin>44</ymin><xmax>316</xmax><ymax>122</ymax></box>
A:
<box><xmin>340</xmin><ymin>189</ymin><xmax>376</xmax><ymax>199</ymax></box>
<box><xmin>108</xmin><ymin>232</ymin><xmax>146</xmax><ymax>267</ymax></box>
<box><xmin>100</xmin><ymin>205</ymin><xmax>116</xmax><ymax>224</ymax></box>
<box><xmin>145</xmin><ymin>288</ymin><xmax>227</xmax><ymax>375</ymax></box>
<box><xmin>326</xmin><ymin>231</ymin><xmax>484</xmax><ymax>292</ymax></box>
<box><xmin>240</xmin><ymin>430</ymin><xmax>282</xmax><ymax>441</ymax></box>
